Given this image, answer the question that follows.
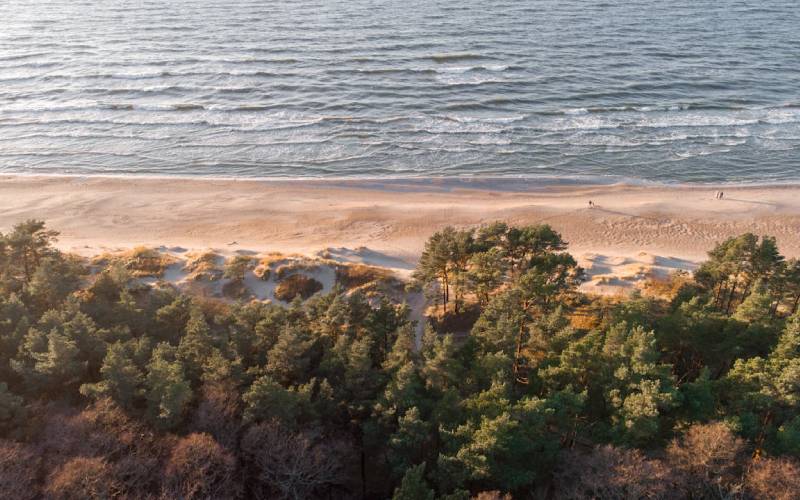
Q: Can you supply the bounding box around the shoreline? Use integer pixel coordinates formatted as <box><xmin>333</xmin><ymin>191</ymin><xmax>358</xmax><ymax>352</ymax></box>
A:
<box><xmin>2</xmin><ymin>174</ymin><xmax>800</xmax><ymax>294</ymax></box>
<box><xmin>3</xmin><ymin>172</ymin><xmax>800</xmax><ymax>191</ymax></box>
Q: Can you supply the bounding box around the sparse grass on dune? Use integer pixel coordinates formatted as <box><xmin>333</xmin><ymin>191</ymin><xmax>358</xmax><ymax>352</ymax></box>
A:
<box><xmin>258</xmin><ymin>252</ymin><xmax>305</xmax><ymax>268</ymax></box>
<box><xmin>253</xmin><ymin>264</ymin><xmax>270</xmax><ymax>281</ymax></box>
<box><xmin>183</xmin><ymin>251</ymin><xmax>224</xmax><ymax>281</ymax></box>
<box><xmin>275</xmin><ymin>261</ymin><xmax>321</xmax><ymax>280</ymax></box>
<box><xmin>92</xmin><ymin>246</ymin><xmax>177</xmax><ymax>278</ymax></box>
<box><xmin>222</xmin><ymin>279</ymin><xmax>251</xmax><ymax>300</ymax></box>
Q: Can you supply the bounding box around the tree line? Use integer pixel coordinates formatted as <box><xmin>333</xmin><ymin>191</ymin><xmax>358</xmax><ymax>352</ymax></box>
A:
<box><xmin>1</xmin><ymin>219</ymin><xmax>799</xmax><ymax>499</ymax></box>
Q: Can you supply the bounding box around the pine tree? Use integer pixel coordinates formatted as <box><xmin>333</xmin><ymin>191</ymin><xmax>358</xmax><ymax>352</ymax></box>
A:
<box><xmin>145</xmin><ymin>343</ymin><xmax>192</xmax><ymax>430</ymax></box>
<box><xmin>392</xmin><ymin>462</ymin><xmax>434</xmax><ymax>500</ymax></box>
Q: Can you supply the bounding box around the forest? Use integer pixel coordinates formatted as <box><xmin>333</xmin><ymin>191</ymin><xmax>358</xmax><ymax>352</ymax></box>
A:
<box><xmin>1</xmin><ymin>219</ymin><xmax>799</xmax><ymax>499</ymax></box>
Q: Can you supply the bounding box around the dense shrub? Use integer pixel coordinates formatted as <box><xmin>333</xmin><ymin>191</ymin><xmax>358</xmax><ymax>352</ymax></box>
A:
<box><xmin>0</xmin><ymin>439</ymin><xmax>40</xmax><ymax>500</ymax></box>
<box><xmin>274</xmin><ymin>274</ymin><xmax>323</xmax><ymax>302</ymax></box>
<box><xmin>164</xmin><ymin>433</ymin><xmax>239</xmax><ymax>499</ymax></box>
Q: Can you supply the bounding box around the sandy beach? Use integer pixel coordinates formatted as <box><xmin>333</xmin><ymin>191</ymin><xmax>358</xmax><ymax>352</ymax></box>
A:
<box><xmin>2</xmin><ymin>175</ymin><xmax>799</xmax><ymax>294</ymax></box>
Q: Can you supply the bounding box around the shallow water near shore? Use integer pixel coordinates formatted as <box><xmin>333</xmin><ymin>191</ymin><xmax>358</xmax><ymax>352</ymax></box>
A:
<box><xmin>1</xmin><ymin>0</ymin><xmax>799</xmax><ymax>182</ymax></box>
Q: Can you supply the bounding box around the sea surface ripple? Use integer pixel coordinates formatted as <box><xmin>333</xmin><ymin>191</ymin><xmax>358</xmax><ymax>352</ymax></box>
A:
<box><xmin>0</xmin><ymin>0</ymin><xmax>799</xmax><ymax>183</ymax></box>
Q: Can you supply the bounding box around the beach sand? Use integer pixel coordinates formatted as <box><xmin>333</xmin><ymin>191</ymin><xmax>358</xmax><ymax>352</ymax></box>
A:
<box><xmin>2</xmin><ymin>175</ymin><xmax>799</xmax><ymax>295</ymax></box>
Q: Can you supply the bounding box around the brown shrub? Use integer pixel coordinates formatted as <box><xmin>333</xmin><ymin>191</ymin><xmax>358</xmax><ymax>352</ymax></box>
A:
<box><xmin>241</xmin><ymin>420</ymin><xmax>350</xmax><ymax>500</ymax></box>
<box><xmin>667</xmin><ymin>422</ymin><xmax>745</xmax><ymax>498</ymax></box>
<box><xmin>274</xmin><ymin>274</ymin><xmax>323</xmax><ymax>302</ymax></box>
<box><xmin>274</xmin><ymin>260</ymin><xmax>321</xmax><ymax>280</ymax></box>
<box><xmin>191</xmin><ymin>381</ymin><xmax>242</xmax><ymax>450</ymax></box>
<box><xmin>39</xmin><ymin>399</ymin><xmax>152</xmax><ymax>463</ymax></box>
<box><xmin>37</xmin><ymin>399</ymin><xmax>163</xmax><ymax>497</ymax></box>
<box><xmin>554</xmin><ymin>445</ymin><xmax>674</xmax><ymax>499</ymax></box>
<box><xmin>164</xmin><ymin>433</ymin><xmax>239</xmax><ymax>500</ymax></box>
<box><xmin>112</xmin><ymin>452</ymin><xmax>162</xmax><ymax>500</ymax></box>
<box><xmin>0</xmin><ymin>439</ymin><xmax>40</xmax><ymax>500</ymax></box>
<box><xmin>744</xmin><ymin>456</ymin><xmax>800</xmax><ymax>500</ymax></box>
<box><xmin>45</xmin><ymin>456</ymin><xmax>120</xmax><ymax>500</ymax></box>
<box><xmin>642</xmin><ymin>270</ymin><xmax>695</xmax><ymax>300</ymax></box>
<box><xmin>335</xmin><ymin>263</ymin><xmax>391</xmax><ymax>289</ymax></box>
<box><xmin>472</xmin><ymin>492</ymin><xmax>512</xmax><ymax>500</ymax></box>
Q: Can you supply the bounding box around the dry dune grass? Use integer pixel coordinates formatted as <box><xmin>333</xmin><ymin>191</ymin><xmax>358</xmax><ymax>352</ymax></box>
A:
<box><xmin>259</xmin><ymin>252</ymin><xmax>305</xmax><ymax>268</ymax></box>
<box><xmin>275</xmin><ymin>261</ymin><xmax>321</xmax><ymax>280</ymax></box>
<box><xmin>252</xmin><ymin>264</ymin><xmax>270</xmax><ymax>281</ymax></box>
<box><xmin>183</xmin><ymin>251</ymin><xmax>224</xmax><ymax>282</ymax></box>
<box><xmin>334</xmin><ymin>263</ymin><xmax>392</xmax><ymax>289</ymax></box>
<box><xmin>642</xmin><ymin>270</ymin><xmax>696</xmax><ymax>300</ymax></box>
<box><xmin>92</xmin><ymin>246</ymin><xmax>177</xmax><ymax>278</ymax></box>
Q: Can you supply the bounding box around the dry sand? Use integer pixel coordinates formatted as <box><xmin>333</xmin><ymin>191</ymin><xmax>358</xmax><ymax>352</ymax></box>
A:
<box><xmin>2</xmin><ymin>175</ymin><xmax>799</xmax><ymax>295</ymax></box>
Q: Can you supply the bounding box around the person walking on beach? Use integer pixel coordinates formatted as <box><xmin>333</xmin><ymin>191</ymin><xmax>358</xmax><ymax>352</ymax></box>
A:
<box><xmin>588</xmin><ymin>200</ymin><xmax>594</xmax><ymax>209</ymax></box>
<box><xmin>719</xmin><ymin>191</ymin><xmax>724</xmax><ymax>200</ymax></box>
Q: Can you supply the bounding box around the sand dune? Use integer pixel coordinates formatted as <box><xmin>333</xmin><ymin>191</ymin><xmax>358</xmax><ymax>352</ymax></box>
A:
<box><xmin>2</xmin><ymin>175</ymin><xmax>799</xmax><ymax>295</ymax></box>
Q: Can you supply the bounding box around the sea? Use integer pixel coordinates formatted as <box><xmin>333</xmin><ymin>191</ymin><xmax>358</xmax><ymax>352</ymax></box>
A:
<box><xmin>1</xmin><ymin>0</ymin><xmax>799</xmax><ymax>184</ymax></box>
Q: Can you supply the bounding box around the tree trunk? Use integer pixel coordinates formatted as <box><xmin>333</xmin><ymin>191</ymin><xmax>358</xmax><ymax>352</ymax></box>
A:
<box><xmin>740</xmin><ymin>280</ymin><xmax>753</xmax><ymax>308</ymax></box>
<box><xmin>22</xmin><ymin>251</ymin><xmax>30</xmax><ymax>283</ymax></box>
<box><xmin>442</xmin><ymin>271</ymin><xmax>448</xmax><ymax>314</ymax></box>
<box><xmin>360</xmin><ymin>448</ymin><xmax>366</xmax><ymax>500</ymax></box>
<box><xmin>714</xmin><ymin>281</ymin><xmax>725</xmax><ymax>308</ymax></box>
<box><xmin>725</xmin><ymin>280</ymin><xmax>738</xmax><ymax>315</ymax></box>
<box><xmin>793</xmin><ymin>294</ymin><xmax>800</xmax><ymax>315</ymax></box>
<box><xmin>513</xmin><ymin>301</ymin><xmax>529</xmax><ymax>387</ymax></box>
<box><xmin>715</xmin><ymin>280</ymin><xmax>728</xmax><ymax>310</ymax></box>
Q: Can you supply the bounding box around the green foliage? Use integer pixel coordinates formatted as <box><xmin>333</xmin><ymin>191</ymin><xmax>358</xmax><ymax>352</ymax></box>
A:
<box><xmin>0</xmin><ymin>220</ymin><xmax>798</xmax><ymax>498</ymax></box>
<box><xmin>439</xmin><ymin>397</ymin><xmax>559</xmax><ymax>492</ymax></box>
<box><xmin>242</xmin><ymin>374</ymin><xmax>309</xmax><ymax>425</ymax></box>
<box><xmin>145</xmin><ymin>343</ymin><xmax>192</xmax><ymax>430</ymax></box>
<box><xmin>80</xmin><ymin>341</ymin><xmax>144</xmax><ymax>409</ymax></box>
<box><xmin>392</xmin><ymin>462</ymin><xmax>435</xmax><ymax>500</ymax></box>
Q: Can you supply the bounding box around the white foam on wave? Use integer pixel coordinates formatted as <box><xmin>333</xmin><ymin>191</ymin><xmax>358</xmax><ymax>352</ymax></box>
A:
<box><xmin>541</xmin><ymin>106</ymin><xmax>800</xmax><ymax>133</ymax></box>
<box><xmin>446</xmin><ymin>114</ymin><xmax>526</xmax><ymax>124</ymax></box>
<box><xmin>564</xmin><ymin>108</ymin><xmax>589</xmax><ymax>115</ymax></box>
<box><xmin>436</xmin><ymin>64</ymin><xmax>509</xmax><ymax>74</ymax></box>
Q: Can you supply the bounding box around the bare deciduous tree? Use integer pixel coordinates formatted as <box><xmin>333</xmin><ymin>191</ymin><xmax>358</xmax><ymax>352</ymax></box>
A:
<box><xmin>164</xmin><ymin>433</ymin><xmax>239</xmax><ymax>500</ymax></box>
<box><xmin>667</xmin><ymin>422</ymin><xmax>745</xmax><ymax>498</ymax></box>
<box><xmin>190</xmin><ymin>381</ymin><xmax>242</xmax><ymax>450</ymax></box>
<box><xmin>241</xmin><ymin>420</ymin><xmax>350</xmax><ymax>500</ymax></box>
<box><xmin>554</xmin><ymin>444</ymin><xmax>675</xmax><ymax>499</ymax></box>
<box><xmin>45</xmin><ymin>456</ymin><xmax>120</xmax><ymax>500</ymax></box>
<box><xmin>744</xmin><ymin>456</ymin><xmax>800</xmax><ymax>500</ymax></box>
<box><xmin>0</xmin><ymin>439</ymin><xmax>40</xmax><ymax>500</ymax></box>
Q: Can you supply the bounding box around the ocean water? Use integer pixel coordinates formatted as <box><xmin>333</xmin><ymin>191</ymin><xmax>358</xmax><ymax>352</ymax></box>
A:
<box><xmin>0</xmin><ymin>0</ymin><xmax>799</xmax><ymax>183</ymax></box>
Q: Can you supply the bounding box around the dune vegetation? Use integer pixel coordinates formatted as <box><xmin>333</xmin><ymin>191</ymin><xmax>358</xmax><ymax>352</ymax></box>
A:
<box><xmin>1</xmin><ymin>219</ymin><xmax>800</xmax><ymax>498</ymax></box>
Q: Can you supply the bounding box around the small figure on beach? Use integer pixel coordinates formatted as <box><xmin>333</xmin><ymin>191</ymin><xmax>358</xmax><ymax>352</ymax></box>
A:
<box><xmin>588</xmin><ymin>200</ymin><xmax>594</xmax><ymax>209</ymax></box>
<box><xmin>714</xmin><ymin>191</ymin><xmax>725</xmax><ymax>200</ymax></box>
